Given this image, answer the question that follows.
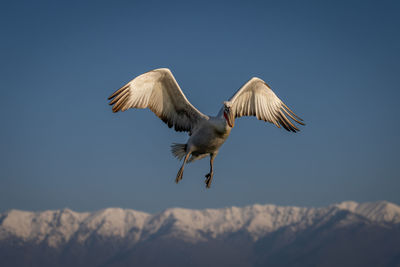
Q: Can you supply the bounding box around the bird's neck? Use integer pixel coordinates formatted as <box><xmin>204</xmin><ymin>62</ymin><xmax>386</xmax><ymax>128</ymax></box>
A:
<box><xmin>217</xmin><ymin>107</ymin><xmax>225</xmax><ymax>118</ymax></box>
<box><xmin>209</xmin><ymin>115</ymin><xmax>230</xmax><ymax>135</ymax></box>
<box><xmin>212</xmin><ymin>106</ymin><xmax>230</xmax><ymax>132</ymax></box>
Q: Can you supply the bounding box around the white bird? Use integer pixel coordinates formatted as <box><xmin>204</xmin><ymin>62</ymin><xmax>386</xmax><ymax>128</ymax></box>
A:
<box><xmin>108</xmin><ymin>68</ymin><xmax>304</xmax><ymax>188</ymax></box>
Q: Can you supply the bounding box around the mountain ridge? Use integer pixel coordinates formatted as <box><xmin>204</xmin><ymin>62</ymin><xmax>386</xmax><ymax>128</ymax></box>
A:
<box><xmin>1</xmin><ymin>201</ymin><xmax>399</xmax><ymax>267</ymax></box>
<box><xmin>1</xmin><ymin>201</ymin><xmax>399</xmax><ymax>246</ymax></box>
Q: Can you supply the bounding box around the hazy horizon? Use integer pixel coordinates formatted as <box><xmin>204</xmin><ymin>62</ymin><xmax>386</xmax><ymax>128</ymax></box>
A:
<box><xmin>1</xmin><ymin>200</ymin><xmax>395</xmax><ymax>214</ymax></box>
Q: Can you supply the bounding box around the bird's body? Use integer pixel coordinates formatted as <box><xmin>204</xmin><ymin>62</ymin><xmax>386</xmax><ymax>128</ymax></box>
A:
<box><xmin>108</xmin><ymin>68</ymin><xmax>304</xmax><ymax>188</ymax></box>
<box><xmin>188</xmin><ymin>115</ymin><xmax>231</xmax><ymax>156</ymax></box>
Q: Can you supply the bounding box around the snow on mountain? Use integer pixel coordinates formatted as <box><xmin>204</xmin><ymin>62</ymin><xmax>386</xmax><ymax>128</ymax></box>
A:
<box><xmin>72</xmin><ymin>207</ymin><xmax>150</xmax><ymax>245</ymax></box>
<box><xmin>0</xmin><ymin>208</ymin><xmax>149</xmax><ymax>247</ymax></box>
<box><xmin>334</xmin><ymin>200</ymin><xmax>400</xmax><ymax>223</ymax></box>
<box><xmin>146</xmin><ymin>204</ymin><xmax>337</xmax><ymax>241</ymax></box>
<box><xmin>0</xmin><ymin>209</ymin><xmax>89</xmax><ymax>246</ymax></box>
<box><xmin>1</xmin><ymin>201</ymin><xmax>399</xmax><ymax>247</ymax></box>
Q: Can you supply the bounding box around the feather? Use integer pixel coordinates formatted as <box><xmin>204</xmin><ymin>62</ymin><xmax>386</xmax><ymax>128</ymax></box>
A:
<box><xmin>228</xmin><ymin>77</ymin><xmax>304</xmax><ymax>132</ymax></box>
<box><xmin>108</xmin><ymin>68</ymin><xmax>209</xmax><ymax>133</ymax></box>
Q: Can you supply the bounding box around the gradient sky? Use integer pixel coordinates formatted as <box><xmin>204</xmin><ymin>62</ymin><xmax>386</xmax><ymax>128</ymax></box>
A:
<box><xmin>1</xmin><ymin>0</ymin><xmax>399</xmax><ymax>213</ymax></box>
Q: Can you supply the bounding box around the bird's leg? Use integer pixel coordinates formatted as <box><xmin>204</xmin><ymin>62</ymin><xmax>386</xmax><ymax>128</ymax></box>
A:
<box><xmin>175</xmin><ymin>152</ymin><xmax>191</xmax><ymax>184</ymax></box>
<box><xmin>205</xmin><ymin>153</ymin><xmax>216</xmax><ymax>188</ymax></box>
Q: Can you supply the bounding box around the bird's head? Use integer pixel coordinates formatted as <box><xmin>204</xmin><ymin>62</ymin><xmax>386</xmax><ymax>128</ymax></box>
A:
<box><xmin>223</xmin><ymin>101</ymin><xmax>235</xmax><ymax>128</ymax></box>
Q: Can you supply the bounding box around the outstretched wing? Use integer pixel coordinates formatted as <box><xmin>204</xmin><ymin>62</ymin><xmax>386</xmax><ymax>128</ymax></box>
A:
<box><xmin>108</xmin><ymin>68</ymin><xmax>208</xmax><ymax>133</ymax></box>
<box><xmin>228</xmin><ymin>77</ymin><xmax>304</xmax><ymax>132</ymax></box>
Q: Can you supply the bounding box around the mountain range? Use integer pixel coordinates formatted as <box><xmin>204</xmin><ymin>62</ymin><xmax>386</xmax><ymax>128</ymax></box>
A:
<box><xmin>1</xmin><ymin>201</ymin><xmax>399</xmax><ymax>267</ymax></box>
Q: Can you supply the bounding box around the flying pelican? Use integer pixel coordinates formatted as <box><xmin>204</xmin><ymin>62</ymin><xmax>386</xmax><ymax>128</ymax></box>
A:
<box><xmin>108</xmin><ymin>68</ymin><xmax>304</xmax><ymax>188</ymax></box>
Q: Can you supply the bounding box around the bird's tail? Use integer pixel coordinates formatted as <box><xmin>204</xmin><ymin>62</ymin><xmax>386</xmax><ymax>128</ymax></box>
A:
<box><xmin>171</xmin><ymin>143</ymin><xmax>187</xmax><ymax>161</ymax></box>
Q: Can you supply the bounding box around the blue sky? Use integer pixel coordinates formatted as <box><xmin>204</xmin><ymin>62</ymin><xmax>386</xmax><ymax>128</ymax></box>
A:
<box><xmin>1</xmin><ymin>0</ymin><xmax>399</xmax><ymax>213</ymax></box>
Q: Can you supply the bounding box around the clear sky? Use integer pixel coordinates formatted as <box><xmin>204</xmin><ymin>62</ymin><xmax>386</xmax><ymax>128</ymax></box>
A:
<box><xmin>1</xmin><ymin>0</ymin><xmax>399</xmax><ymax>213</ymax></box>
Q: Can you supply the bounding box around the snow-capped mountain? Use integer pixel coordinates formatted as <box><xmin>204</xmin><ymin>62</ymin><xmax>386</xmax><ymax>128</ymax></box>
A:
<box><xmin>1</xmin><ymin>201</ymin><xmax>399</xmax><ymax>267</ymax></box>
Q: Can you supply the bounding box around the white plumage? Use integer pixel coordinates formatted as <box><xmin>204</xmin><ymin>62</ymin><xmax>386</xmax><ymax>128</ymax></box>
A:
<box><xmin>229</xmin><ymin>77</ymin><xmax>303</xmax><ymax>132</ymax></box>
<box><xmin>108</xmin><ymin>68</ymin><xmax>208</xmax><ymax>134</ymax></box>
<box><xmin>108</xmin><ymin>68</ymin><xmax>304</xmax><ymax>188</ymax></box>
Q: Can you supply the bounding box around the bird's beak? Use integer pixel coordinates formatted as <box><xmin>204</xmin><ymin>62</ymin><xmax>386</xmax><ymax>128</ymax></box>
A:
<box><xmin>229</xmin><ymin>110</ymin><xmax>235</xmax><ymax>128</ymax></box>
<box><xmin>224</xmin><ymin>109</ymin><xmax>235</xmax><ymax>128</ymax></box>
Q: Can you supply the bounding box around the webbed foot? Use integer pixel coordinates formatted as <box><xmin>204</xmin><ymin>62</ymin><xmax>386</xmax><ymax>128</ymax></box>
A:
<box><xmin>204</xmin><ymin>172</ymin><xmax>213</xmax><ymax>188</ymax></box>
